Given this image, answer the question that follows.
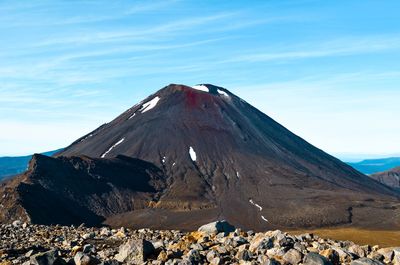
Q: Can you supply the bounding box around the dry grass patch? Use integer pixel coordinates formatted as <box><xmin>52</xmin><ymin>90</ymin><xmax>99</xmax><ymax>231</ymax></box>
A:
<box><xmin>287</xmin><ymin>228</ymin><xmax>400</xmax><ymax>247</ymax></box>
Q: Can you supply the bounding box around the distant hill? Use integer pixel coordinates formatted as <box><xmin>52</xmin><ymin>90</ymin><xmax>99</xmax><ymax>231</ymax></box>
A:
<box><xmin>371</xmin><ymin>167</ymin><xmax>400</xmax><ymax>190</ymax></box>
<box><xmin>348</xmin><ymin>157</ymin><xmax>400</xmax><ymax>175</ymax></box>
<box><xmin>0</xmin><ymin>149</ymin><xmax>61</xmax><ymax>180</ymax></box>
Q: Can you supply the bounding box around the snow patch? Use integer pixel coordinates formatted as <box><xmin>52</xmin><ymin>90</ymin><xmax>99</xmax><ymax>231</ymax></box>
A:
<box><xmin>172</xmin><ymin>162</ymin><xmax>176</xmax><ymax>167</ymax></box>
<box><xmin>217</xmin><ymin>89</ymin><xmax>229</xmax><ymax>97</ymax></box>
<box><xmin>140</xmin><ymin>96</ymin><xmax>160</xmax><ymax>113</ymax></box>
<box><xmin>236</xmin><ymin>171</ymin><xmax>240</xmax><ymax>178</ymax></box>
<box><xmin>189</xmin><ymin>146</ymin><xmax>197</xmax><ymax>161</ymax></box>
<box><xmin>192</xmin><ymin>85</ymin><xmax>209</xmax><ymax>92</ymax></box>
<box><xmin>249</xmin><ymin>199</ymin><xmax>263</xmax><ymax>211</ymax></box>
<box><xmin>128</xmin><ymin>113</ymin><xmax>136</xmax><ymax>119</ymax></box>
<box><xmin>261</xmin><ymin>216</ymin><xmax>269</xmax><ymax>222</ymax></box>
<box><xmin>79</xmin><ymin>133</ymin><xmax>93</xmax><ymax>143</ymax></box>
<box><xmin>101</xmin><ymin>138</ymin><xmax>125</xmax><ymax>158</ymax></box>
<box><xmin>162</xmin><ymin>156</ymin><xmax>166</xmax><ymax>164</ymax></box>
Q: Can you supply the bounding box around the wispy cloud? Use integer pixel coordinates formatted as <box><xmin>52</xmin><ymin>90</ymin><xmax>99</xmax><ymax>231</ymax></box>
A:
<box><xmin>0</xmin><ymin>0</ymin><xmax>180</xmax><ymax>28</ymax></box>
<box><xmin>226</xmin><ymin>35</ymin><xmax>400</xmax><ymax>63</ymax></box>
<box><xmin>34</xmin><ymin>12</ymin><xmax>238</xmax><ymax>47</ymax></box>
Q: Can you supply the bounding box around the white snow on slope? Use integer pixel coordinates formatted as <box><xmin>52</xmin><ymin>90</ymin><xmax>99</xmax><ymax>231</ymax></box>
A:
<box><xmin>249</xmin><ymin>199</ymin><xmax>263</xmax><ymax>211</ymax></box>
<box><xmin>189</xmin><ymin>146</ymin><xmax>197</xmax><ymax>161</ymax></box>
<box><xmin>79</xmin><ymin>133</ymin><xmax>93</xmax><ymax>143</ymax></box>
<box><xmin>140</xmin><ymin>96</ymin><xmax>160</xmax><ymax>113</ymax></box>
<box><xmin>217</xmin><ymin>89</ymin><xmax>229</xmax><ymax>97</ymax></box>
<box><xmin>192</xmin><ymin>85</ymin><xmax>209</xmax><ymax>92</ymax></box>
<box><xmin>261</xmin><ymin>216</ymin><xmax>269</xmax><ymax>222</ymax></box>
<box><xmin>128</xmin><ymin>113</ymin><xmax>136</xmax><ymax>119</ymax></box>
<box><xmin>101</xmin><ymin>138</ymin><xmax>125</xmax><ymax>158</ymax></box>
<box><xmin>236</xmin><ymin>171</ymin><xmax>240</xmax><ymax>178</ymax></box>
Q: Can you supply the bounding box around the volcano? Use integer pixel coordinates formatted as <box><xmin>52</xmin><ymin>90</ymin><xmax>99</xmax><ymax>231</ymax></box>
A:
<box><xmin>1</xmin><ymin>84</ymin><xmax>399</xmax><ymax>230</ymax></box>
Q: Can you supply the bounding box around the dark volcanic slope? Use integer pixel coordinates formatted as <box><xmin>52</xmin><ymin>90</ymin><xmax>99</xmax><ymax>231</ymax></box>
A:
<box><xmin>55</xmin><ymin>84</ymin><xmax>399</xmax><ymax>230</ymax></box>
<box><xmin>371</xmin><ymin>167</ymin><xmax>400</xmax><ymax>190</ymax></box>
<box><xmin>0</xmin><ymin>154</ymin><xmax>166</xmax><ymax>226</ymax></box>
<box><xmin>2</xmin><ymin>84</ymin><xmax>399</xmax><ymax>230</ymax></box>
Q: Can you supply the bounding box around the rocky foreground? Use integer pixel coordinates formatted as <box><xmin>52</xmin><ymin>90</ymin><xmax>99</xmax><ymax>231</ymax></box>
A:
<box><xmin>1</xmin><ymin>221</ymin><xmax>399</xmax><ymax>265</ymax></box>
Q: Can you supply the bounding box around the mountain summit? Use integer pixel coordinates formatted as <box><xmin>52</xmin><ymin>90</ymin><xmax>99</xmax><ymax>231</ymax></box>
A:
<box><xmin>1</xmin><ymin>84</ymin><xmax>399</xmax><ymax>230</ymax></box>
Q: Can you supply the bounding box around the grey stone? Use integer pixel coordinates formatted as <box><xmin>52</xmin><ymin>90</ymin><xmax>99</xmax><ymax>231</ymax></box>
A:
<box><xmin>376</xmin><ymin>247</ymin><xmax>394</xmax><ymax>263</ymax></box>
<box><xmin>30</xmin><ymin>250</ymin><xmax>66</xmax><ymax>265</ymax></box>
<box><xmin>25</xmin><ymin>249</ymin><xmax>35</xmax><ymax>258</ymax></box>
<box><xmin>263</xmin><ymin>259</ymin><xmax>281</xmax><ymax>265</ymax></box>
<box><xmin>209</xmin><ymin>257</ymin><xmax>221</xmax><ymax>265</ymax></box>
<box><xmin>303</xmin><ymin>252</ymin><xmax>333</xmax><ymax>265</ymax></box>
<box><xmin>99</xmin><ymin>227</ymin><xmax>111</xmax><ymax>237</ymax></box>
<box><xmin>99</xmin><ymin>261</ymin><xmax>119</xmax><ymax>265</ymax></box>
<box><xmin>12</xmin><ymin>220</ymin><xmax>22</xmax><ymax>227</ymax></box>
<box><xmin>187</xmin><ymin>249</ymin><xmax>201</xmax><ymax>264</ymax></box>
<box><xmin>152</xmin><ymin>241</ymin><xmax>164</xmax><ymax>251</ymax></box>
<box><xmin>82</xmin><ymin>244</ymin><xmax>94</xmax><ymax>254</ymax></box>
<box><xmin>349</xmin><ymin>244</ymin><xmax>366</xmax><ymax>258</ymax></box>
<box><xmin>115</xmin><ymin>239</ymin><xmax>155</xmax><ymax>264</ymax></box>
<box><xmin>197</xmin><ymin>220</ymin><xmax>235</xmax><ymax>234</ymax></box>
<box><xmin>236</xmin><ymin>249</ymin><xmax>251</xmax><ymax>261</ymax></box>
<box><xmin>82</xmin><ymin>232</ymin><xmax>95</xmax><ymax>240</ymax></box>
<box><xmin>74</xmin><ymin>252</ymin><xmax>99</xmax><ymax>265</ymax></box>
<box><xmin>350</xmin><ymin>257</ymin><xmax>384</xmax><ymax>265</ymax></box>
<box><xmin>249</xmin><ymin>234</ymin><xmax>273</xmax><ymax>252</ymax></box>
<box><xmin>283</xmin><ymin>249</ymin><xmax>302</xmax><ymax>264</ymax></box>
<box><xmin>293</xmin><ymin>242</ymin><xmax>306</xmax><ymax>252</ymax></box>
<box><xmin>232</xmin><ymin>236</ymin><xmax>248</xmax><ymax>247</ymax></box>
<box><xmin>393</xmin><ymin>248</ymin><xmax>400</xmax><ymax>265</ymax></box>
<box><xmin>206</xmin><ymin>250</ymin><xmax>218</xmax><ymax>262</ymax></box>
<box><xmin>266</xmin><ymin>247</ymin><xmax>285</xmax><ymax>258</ymax></box>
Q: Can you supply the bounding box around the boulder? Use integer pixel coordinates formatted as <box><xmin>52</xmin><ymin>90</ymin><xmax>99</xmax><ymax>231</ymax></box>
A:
<box><xmin>249</xmin><ymin>234</ymin><xmax>273</xmax><ymax>252</ymax></box>
<box><xmin>303</xmin><ymin>252</ymin><xmax>333</xmax><ymax>265</ymax></box>
<box><xmin>319</xmin><ymin>249</ymin><xmax>339</xmax><ymax>265</ymax></box>
<box><xmin>393</xmin><ymin>248</ymin><xmax>400</xmax><ymax>265</ymax></box>
<box><xmin>82</xmin><ymin>232</ymin><xmax>95</xmax><ymax>240</ymax></box>
<box><xmin>283</xmin><ymin>249</ymin><xmax>302</xmax><ymax>264</ymax></box>
<box><xmin>377</xmin><ymin>247</ymin><xmax>394</xmax><ymax>263</ymax></box>
<box><xmin>186</xmin><ymin>249</ymin><xmax>202</xmax><ymax>264</ymax></box>
<box><xmin>115</xmin><ymin>239</ymin><xmax>155</xmax><ymax>264</ymax></box>
<box><xmin>12</xmin><ymin>220</ymin><xmax>22</xmax><ymax>227</ymax></box>
<box><xmin>209</xmin><ymin>257</ymin><xmax>221</xmax><ymax>265</ymax></box>
<box><xmin>331</xmin><ymin>246</ymin><xmax>353</xmax><ymax>263</ymax></box>
<box><xmin>197</xmin><ymin>220</ymin><xmax>235</xmax><ymax>234</ymax></box>
<box><xmin>74</xmin><ymin>252</ymin><xmax>99</xmax><ymax>265</ymax></box>
<box><xmin>30</xmin><ymin>250</ymin><xmax>66</xmax><ymax>265</ymax></box>
<box><xmin>350</xmin><ymin>257</ymin><xmax>384</xmax><ymax>265</ymax></box>
<box><xmin>262</xmin><ymin>259</ymin><xmax>281</xmax><ymax>265</ymax></box>
<box><xmin>206</xmin><ymin>250</ymin><xmax>219</xmax><ymax>262</ymax></box>
<box><xmin>236</xmin><ymin>249</ymin><xmax>251</xmax><ymax>261</ymax></box>
<box><xmin>349</xmin><ymin>244</ymin><xmax>366</xmax><ymax>258</ymax></box>
<box><xmin>82</xmin><ymin>244</ymin><xmax>94</xmax><ymax>254</ymax></box>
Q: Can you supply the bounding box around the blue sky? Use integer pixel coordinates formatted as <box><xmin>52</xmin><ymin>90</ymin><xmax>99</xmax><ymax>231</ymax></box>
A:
<box><xmin>1</xmin><ymin>0</ymin><xmax>400</xmax><ymax>158</ymax></box>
